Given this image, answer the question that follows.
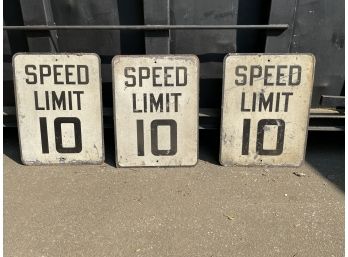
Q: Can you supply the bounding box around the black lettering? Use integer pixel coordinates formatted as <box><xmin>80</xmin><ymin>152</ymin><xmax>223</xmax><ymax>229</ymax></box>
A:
<box><xmin>241</xmin><ymin>92</ymin><xmax>250</xmax><ymax>112</ymax></box>
<box><xmin>25</xmin><ymin>65</ymin><xmax>37</xmax><ymax>84</ymax></box>
<box><xmin>39</xmin><ymin>117</ymin><xmax>49</xmax><ymax>153</ymax></box>
<box><xmin>235</xmin><ymin>65</ymin><xmax>247</xmax><ymax>85</ymax></box>
<box><xmin>54</xmin><ymin>117</ymin><xmax>82</xmax><ymax>153</ymax></box>
<box><xmin>139</xmin><ymin>67</ymin><xmax>150</xmax><ymax>87</ymax></box>
<box><xmin>151</xmin><ymin>119</ymin><xmax>177</xmax><ymax>156</ymax></box>
<box><xmin>73</xmin><ymin>91</ymin><xmax>84</xmax><ymax>110</ymax></box>
<box><xmin>171</xmin><ymin>93</ymin><xmax>181</xmax><ymax>112</ymax></box>
<box><xmin>52</xmin><ymin>91</ymin><xmax>66</xmax><ymax>110</ymax></box>
<box><xmin>256</xmin><ymin>119</ymin><xmax>285</xmax><ymax>155</ymax></box>
<box><xmin>250</xmin><ymin>65</ymin><xmax>262</xmax><ymax>85</ymax></box>
<box><xmin>124</xmin><ymin>67</ymin><xmax>136</xmax><ymax>87</ymax></box>
<box><xmin>77</xmin><ymin>65</ymin><xmax>89</xmax><ymax>84</ymax></box>
<box><xmin>165</xmin><ymin>93</ymin><xmax>170</xmax><ymax>112</ymax></box>
<box><xmin>143</xmin><ymin>93</ymin><xmax>147</xmax><ymax>113</ymax></box>
<box><xmin>275</xmin><ymin>92</ymin><xmax>281</xmax><ymax>112</ymax></box>
<box><xmin>276</xmin><ymin>65</ymin><xmax>287</xmax><ymax>86</ymax></box>
<box><xmin>34</xmin><ymin>91</ymin><xmax>44</xmax><ymax>110</ymax></box>
<box><xmin>264</xmin><ymin>65</ymin><xmax>275</xmax><ymax>86</ymax></box>
<box><xmin>259</xmin><ymin>93</ymin><xmax>273</xmax><ymax>112</ymax></box>
<box><xmin>150</xmin><ymin>94</ymin><xmax>163</xmax><ymax>112</ymax></box>
<box><xmin>53</xmin><ymin>65</ymin><xmax>64</xmax><ymax>84</ymax></box>
<box><xmin>176</xmin><ymin>67</ymin><xmax>187</xmax><ymax>86</ymax></box>
<box><xmin>39</xmin><ymin>65</ymin><xmax>51</xmax><ymax>84</ymax></box>
<box><xmin>282</xmin><ymin>92</ymin><xmax>293</xmax><ymax>112</ymax></box>
<box><xmin>136</xmin><ymin>120</ymin><xmax>144</xmax><ymax>156</ymax></box>
<box><xmin>152</xmin><ymin>67</ymin><xmax>162</xmax><ymax>87</ymax></box>
<box><xmin>132</xmin><ymin>94</ymin><xmax>142</xmax><ymax>113</ymax></box>
<box><xmin>164</xmin><ymin>67</ymin><xmax>174</xmax><ymax>86</ymax></box>
<box><xmin>242</xmin><ymin>119</ymin><xmax>251</xmax><ymax>155</ymax></box>
<box><xmin>68</xmin><ymin>91</ymin><xmax>73</xmax><ymax>110</ymax></box>
<box><xmin>65</xmin><ymin>65</ymin><xmax>75</xmax><ymax>84</ymax></box>
<box><xmin>289</xmin><ymin>65</ymin><xmax>301</xmax><ymax>86</ymax></box>
<box><xmin>45</xmin><ymin>91</ymin><xmax>50</xmax><ymax>110</ymax></box>
<box><xmin>252</xmin><ymin>92</ymin><xmax>256</xmax><ymax>112</ymax></box>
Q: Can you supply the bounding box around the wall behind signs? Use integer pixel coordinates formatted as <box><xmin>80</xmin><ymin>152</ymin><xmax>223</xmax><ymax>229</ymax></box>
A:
<box><xmin>3</xmin><ymin>0</ymin><xmax>345</xmax><ymax>127</ymax></box>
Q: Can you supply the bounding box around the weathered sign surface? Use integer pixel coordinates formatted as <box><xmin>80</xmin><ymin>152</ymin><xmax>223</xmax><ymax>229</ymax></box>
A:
<box><xmin>13</xmin><ymin>53</ymin><xmax>104</xmax><ymax>165</ymax></box>
<box><xmin>220</xmin><ymin>54</ymin><xmax>315</xmax><ymax>166</ymax></box>
<box><xmin>113</xmin><ymin>55</ymin><xmax>199</xmax><ymax>167</ymax></box>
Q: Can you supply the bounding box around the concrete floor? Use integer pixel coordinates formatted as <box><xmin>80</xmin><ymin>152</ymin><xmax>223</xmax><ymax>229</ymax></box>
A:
<box><xmin>3</xmin><ymin>129</ymin><xmax>345</xmax><ymax>257</ymax></box>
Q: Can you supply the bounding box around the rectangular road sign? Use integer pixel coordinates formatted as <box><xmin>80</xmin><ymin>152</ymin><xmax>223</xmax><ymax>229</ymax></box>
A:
<box><xmin>220</xmin><ymin>54</ymin><xmax>315</xmax><ymax>166</ymax></box>
<box><xmin>113</xmin><ymin>55</ymin><xmax>199</xmax><ymax>167</ymax></box>
<box><xmin>13</xmin><ymin>53</ymin><xmax>104</xmax><ymax>165</ymax></box>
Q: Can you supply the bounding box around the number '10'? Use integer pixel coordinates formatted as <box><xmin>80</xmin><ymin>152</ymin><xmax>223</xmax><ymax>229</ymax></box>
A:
<box><xmin>242</xmin><ymin>119</ymin><xmax>285</xmax><ymax>156</ymax></box>
<box><xmin>39</xmin><ymin>117</ymin><xmax>82</xmax><ymax>153</ymax></box>
<box><xmin>136</xmin><ymin>119</ymin><xmax>177</xmax><ymax>156</ymax></box>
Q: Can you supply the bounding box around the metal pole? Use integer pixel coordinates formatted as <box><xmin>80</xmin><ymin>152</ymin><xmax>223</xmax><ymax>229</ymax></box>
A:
<box><xmin>3</xmin><ymin>24</ymin><xmax>289</xmax><ymax>30</ymax></box>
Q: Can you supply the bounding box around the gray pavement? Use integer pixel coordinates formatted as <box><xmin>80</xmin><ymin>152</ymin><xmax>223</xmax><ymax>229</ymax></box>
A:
<box><xmin>4</xmin><ymin>129</ymin><xmax>345</xmax><ymax>257</ymax></box>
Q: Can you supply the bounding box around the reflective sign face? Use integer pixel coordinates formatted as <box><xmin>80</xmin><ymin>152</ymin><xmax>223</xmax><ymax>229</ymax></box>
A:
<box><xmin>220</xmin><ymin>54</ymin><xmax>315</xmax><ymax>166</ymax></box>
<box><xmin>113</xmin><ymin>55</ymin><xmax>199</xmax><ymax>167</ymax></box>
<box><xmin>13</xmin><ymin>53</ymin><xmax>104</xmax><ymax>165</ymax></box>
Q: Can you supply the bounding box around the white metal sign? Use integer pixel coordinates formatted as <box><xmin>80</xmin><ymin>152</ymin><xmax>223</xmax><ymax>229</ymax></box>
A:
<box><xmin>113</xmin><ymin>55</ymin><xmax>199</xmax><ymax>167</ymax></box>
<box><xmin>13</xmin><ymin>53</ymin><xmax>104</xmax><ymax>165</ymax></box>
<box><xmin>220</xmin><ymin>54</ymin><xmax>315</xmax><ymax>166</ymax></box>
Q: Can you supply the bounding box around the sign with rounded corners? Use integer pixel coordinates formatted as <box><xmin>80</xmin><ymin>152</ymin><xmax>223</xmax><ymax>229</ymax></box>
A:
<box><xmin>113</xmin><ymin>55</ymin><xmax>199</xmax><ymax>167</ymax></box>
<box><xmin>220</xmin><ymin>54</ymin><xmax>315</xmax><ymax>166</ymax></box>
<box><xmin>13</xmin><ymin>53</ymin><xmax>104</xmax><ymax>165</ymax></box>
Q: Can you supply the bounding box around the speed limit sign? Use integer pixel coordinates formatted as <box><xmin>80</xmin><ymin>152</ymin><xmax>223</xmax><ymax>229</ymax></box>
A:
<box><xmin>13</xmin><ymin>53</ymin><xmax>104</xmax><ymax>165</ymax></box>
<box><xmin>112</xmin><ymin>55</ymin><xmax>199</xmax><ymax>167</ymax></box>
<box><xmin>220</xmin><ymin>54</ymin><xmax>315</xmax><ymax>166</ymax></box>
